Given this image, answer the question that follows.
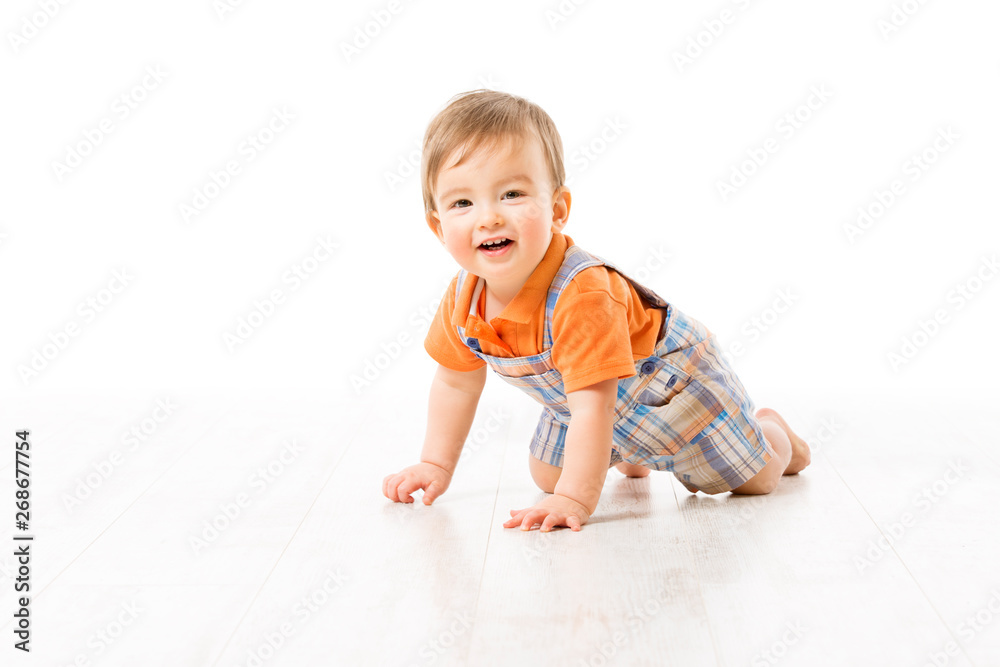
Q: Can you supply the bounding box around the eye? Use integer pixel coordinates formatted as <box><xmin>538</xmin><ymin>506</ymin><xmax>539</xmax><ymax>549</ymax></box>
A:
<box><xmin>503</xmin><ymin>191</ymin><xmax>523</xmax><ymax>200</ymax></box>
<box><xmin>451</xmin><ymin>199</ymin><xmax>471</xmax><ymax>209</ymax></box>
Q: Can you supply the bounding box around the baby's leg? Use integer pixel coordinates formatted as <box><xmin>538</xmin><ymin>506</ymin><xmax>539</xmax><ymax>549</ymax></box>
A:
<box><xmin>530</xmin><ymin>453</ymin><xmax>651</xmax><ymax>492</ymax></box>
<box><xmin>760</xmin><ymin>408</ymin><xmax>812</xmax><ymax>475</ymax></box>
<box><xmin>730</xmin><ymin>408</ymin><xmax>811</xmax><ymax>495</ymax></box>
<box><xmin>614</xmin><ymin>461</ymin><xmax>650</xmax><ymax>478</ymax></box>
<box><xmin>529</xmin><ymin>454</ymin><xmax>562</xmax><ymax>493</ymax></box>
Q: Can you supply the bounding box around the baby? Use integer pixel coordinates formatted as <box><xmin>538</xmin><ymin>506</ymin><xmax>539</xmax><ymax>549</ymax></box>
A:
<box><xmin>382</xmin><ymin>90</ymin><xmax>811</xmax><ymax>532</ymax></box>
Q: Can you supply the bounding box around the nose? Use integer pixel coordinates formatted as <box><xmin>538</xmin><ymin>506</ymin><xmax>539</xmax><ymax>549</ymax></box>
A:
<box><xmin>477</xmin><ymin>202</ymin><xmax>504</xmax><ymax>228</ymax></box>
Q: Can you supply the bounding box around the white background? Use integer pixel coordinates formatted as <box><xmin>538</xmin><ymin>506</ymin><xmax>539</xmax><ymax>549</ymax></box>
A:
<box><xmin>2</xmin><ymin>0</ymin><xmax>998</xmax><ymax>404</ymax></box>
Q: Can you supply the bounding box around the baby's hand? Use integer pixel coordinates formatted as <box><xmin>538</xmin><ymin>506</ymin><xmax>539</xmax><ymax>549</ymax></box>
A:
<box><xmin>503</xmin><ymin>494</ymin><xmax>591</xmax><ymax>532</ymax></box>
<box><xmin>382</xmin><ymin>462</ymin><xmax>452</xmax><ymax>505</ymax></box>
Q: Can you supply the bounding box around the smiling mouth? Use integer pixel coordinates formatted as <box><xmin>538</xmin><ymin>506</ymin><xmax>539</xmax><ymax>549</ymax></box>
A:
<box><xmin>479</xmin><ymin>238</ymin><xmax>513</xmax><ymax>250</ymax></box>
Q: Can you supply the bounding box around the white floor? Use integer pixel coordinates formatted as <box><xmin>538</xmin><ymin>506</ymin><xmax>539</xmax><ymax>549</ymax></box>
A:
<box><xmin>3</xmin><ymin>373</ymin><xmax>999</xmax><ymax>667</ymax></box>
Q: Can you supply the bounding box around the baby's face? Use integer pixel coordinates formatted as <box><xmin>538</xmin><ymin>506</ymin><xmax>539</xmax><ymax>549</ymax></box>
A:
<box><xmin>427</xmin><ymin>134</ymin><xmax>569</xmax><ymax>300</ymax></box>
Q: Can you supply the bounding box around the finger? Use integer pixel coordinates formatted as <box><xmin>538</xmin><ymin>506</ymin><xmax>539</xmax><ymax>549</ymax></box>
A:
<box><xmin>521</xmin><ymin>514</ymin><xmax>545</xmax><ymax>531</ymax></box>
<box><xmin>540</xmin><ymin>514</ymin><xmax>561</xmax><ymax>532</ymax></box>
<box><xmin>568</xmin><ymin>515</ymin><xmax>582</xmax><ymax>531</ymax></box>
<box><xmin>520</xmin><ymin>510</ymin><xmax>547</xmax><ymax>531</ymax></box>
<box><xmin>503</xmin><ymin>509</ymin><xmax>530</xmax><ymax>528</ymax></box>
<box><xmin>384</xmin><ymin>475</ymin><xmax>402</xmax><ymax>502</ymax></box>
<box><xmin>382</xmin><ymin>474</ymin><xmax>397</xmax><ymax>500</ymax></box>
<box><xmin>396</xmin><ymin>477</ymin><xmax>418</xmax><ymax>503</ymax></box>
<box><xmin>510</xmin><ymin>508</ymin><xmax>533</xmax><ymax>523</ymax></box>
<box><xmin>423</xmin><ymin>480</ymin><xmax>440</xmax><ymax>505</ymax></box>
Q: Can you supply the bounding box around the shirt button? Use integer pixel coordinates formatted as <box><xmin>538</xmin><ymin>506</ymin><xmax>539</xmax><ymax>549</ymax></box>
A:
<box><xmin>641</xmin><ymin>361</ymin><xmax>656</xmax><ymax>374</ymax></box>
<box><xmin>667</xmin><ymin>375</ymin><xmax>677</xmax><ymax>388</ymax></box>
<box><xmin>466</xmin><ymin>337</ymin><xmax>480</xmax><ymax>349</ymax></box>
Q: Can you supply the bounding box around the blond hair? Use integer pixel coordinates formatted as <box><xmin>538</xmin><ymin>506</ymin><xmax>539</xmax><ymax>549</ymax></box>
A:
<box><xmin>420</xmin><ymin>89</ymin><xmax>565</xmax><ymax>214</ymax></box>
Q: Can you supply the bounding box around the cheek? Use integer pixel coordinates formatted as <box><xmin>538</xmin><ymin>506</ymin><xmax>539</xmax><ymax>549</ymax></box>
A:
<box><xmin>442</xmin><ymin>229</ymin><xmax>471</xmax><ymax>255</ymax></box>
<box><xmin>517</xmin><ymin>200</ymin><xmax>545</xmax><ymax>222</ymax></box>
<box><xmin>519</xmin><ymin>206</ymin><xmax>550</xmax><ymax>240</ymax></box>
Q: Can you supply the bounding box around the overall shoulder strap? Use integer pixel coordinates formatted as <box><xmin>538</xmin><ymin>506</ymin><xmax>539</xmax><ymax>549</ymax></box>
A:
<box><xmin>542</xmin><ymin>245</ymin><xmax>605</xmax><ymax>349</ymax></box>
<box><xmin>454</xmin><ymin>269</ymin><xmax>471</xmax><ymax>339</ymax></box>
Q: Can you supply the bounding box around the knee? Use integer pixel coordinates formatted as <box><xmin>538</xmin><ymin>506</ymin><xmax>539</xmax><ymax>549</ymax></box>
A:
<box><xmin>730</xmin><ymin>468</ymin><xmax>780</xmax><ymax>495</ymax></box>
<box><xmin>730</xmin><ymin>431</ymin><xmax>785</xmax><ymax>495</ymax></box>
<box><xmin>529</xmin><ymin>455</ymin><xmax>562</xmax><ymax>493</ymax></box>
<box><xmin>615</xmin><ymin>461</ymin><xmax>651</xmax><ymax>478</ymax></box>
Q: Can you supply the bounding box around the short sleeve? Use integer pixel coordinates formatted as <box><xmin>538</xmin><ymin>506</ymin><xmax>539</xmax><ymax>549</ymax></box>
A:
<box><xmin>423</xmin><ymin>275</ymin><xmax>487</xmax><ymax>372</ymax></box>
<box><xmin>550</xmin><ymin>269</ymin><xmax>638</xmax><ymax>393</ymax></box>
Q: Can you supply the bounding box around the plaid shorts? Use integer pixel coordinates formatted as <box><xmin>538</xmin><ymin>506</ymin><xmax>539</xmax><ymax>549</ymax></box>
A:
<box><xmin>529</xmin><ymin>333</ymin><xmax>773</xmax><ymax>495</ymax></box>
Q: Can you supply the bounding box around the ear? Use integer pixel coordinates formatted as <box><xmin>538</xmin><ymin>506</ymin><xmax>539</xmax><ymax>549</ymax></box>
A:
<box><xmin>550</xmin><ymin>186</ymin><xmax>571</xmax><ymax>233</ymax></box>
<box><xmin>426</xmin><ymin>210</ymin><xmax>445</xmax><ymax>244</ymax></box>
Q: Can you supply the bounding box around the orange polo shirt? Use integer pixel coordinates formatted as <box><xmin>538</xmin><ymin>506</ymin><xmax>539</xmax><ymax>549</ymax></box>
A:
<box><xmin>424</xmin><ymin>233</ymin><xmax>664</xmax><ymax>393</ymax></box>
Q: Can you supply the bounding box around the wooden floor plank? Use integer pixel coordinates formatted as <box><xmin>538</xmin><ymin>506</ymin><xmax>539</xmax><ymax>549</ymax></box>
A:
<box><xmin>0</xmin><ymin>390</ymin><xmax>244</xmax><ymax>599</ymax></box>
<box><xmin>2</xmin><ymin>391</ymin><xmax>364</xmax><ymax>665</ymax></box>
<box><xmin>5</xmin><ymin>386</ymin><xmax>996</xmax><ymax>667</ymax></box>
<box><xmin>208</xmin><ymin>372</ymin><xmax>512</xmax><ymax>666</ymax></box>
<box><xmin>465</xmin><ymin>401</ymin><xmax>719</xmax><ymax>667</ymax></box>
<box><xmin>817</xmin><ymin>394</ymin><xmax>1000</xmax><ymax>667</ymax></box>
<box><xmin>675</xmin><ymin>395</ymin><xmax>978</xmax><ymax>667</ymax></box>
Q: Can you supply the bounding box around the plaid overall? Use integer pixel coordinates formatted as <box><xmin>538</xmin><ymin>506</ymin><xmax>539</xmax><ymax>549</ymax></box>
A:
<box><xmin>456</xmin><ymin>244</ymin><xmax>772</xmax><ymax>494</ymax></box>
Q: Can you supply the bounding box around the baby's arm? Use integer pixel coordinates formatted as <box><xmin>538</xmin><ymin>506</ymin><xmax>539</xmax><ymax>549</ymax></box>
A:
<box><xmin>503</xmin><ymin>377</ymin><xmax>617</xmax><ymax>531</ymax></box>
<box><xmin>382</xmin><ymin>364</ymin><xmax>486</xmax><ymax>505</ymax></box>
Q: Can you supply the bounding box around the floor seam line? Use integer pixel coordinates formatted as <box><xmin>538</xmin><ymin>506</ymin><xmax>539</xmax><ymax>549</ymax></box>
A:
<box><xmin>463</xmin><ymin>420</ymin><xmax>509</xmax><ymax>663</ymax></box>
<box><xmin>207</xmin><ymin>399</ymin><xmax>377</xmax><ymax>667</ymax></box>
<box><xmin>5</xmin><ymin>392</ymin><xmax>246</xmax><ymax>615</ymax></box>
<box><xmin>673</xmin><ymin>479</ymin><xmax>724</xmax><ymax>667</ymax></box>
<box><xmin>821</xmin><ymin>449</ymin><xmax>978</xmax><ymax>667</ymax></box>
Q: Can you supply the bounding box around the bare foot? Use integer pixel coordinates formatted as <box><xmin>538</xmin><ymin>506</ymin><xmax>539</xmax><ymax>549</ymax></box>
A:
<box><xmin>756</xmin><ymin>408</ymin><xmax>811</xmax><ymax>475</ymax></box>
<box><xmin>615</xmin><ymin>461</ymin><xmax>651</xmax><ymax>478</ymax></box>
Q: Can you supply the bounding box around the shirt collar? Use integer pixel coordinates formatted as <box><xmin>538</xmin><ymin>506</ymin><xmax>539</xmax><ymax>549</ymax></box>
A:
<box><xmin>452</xmin><ymin>232</ymin><xmax>572</xmax><ymax>327</ymax></box>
